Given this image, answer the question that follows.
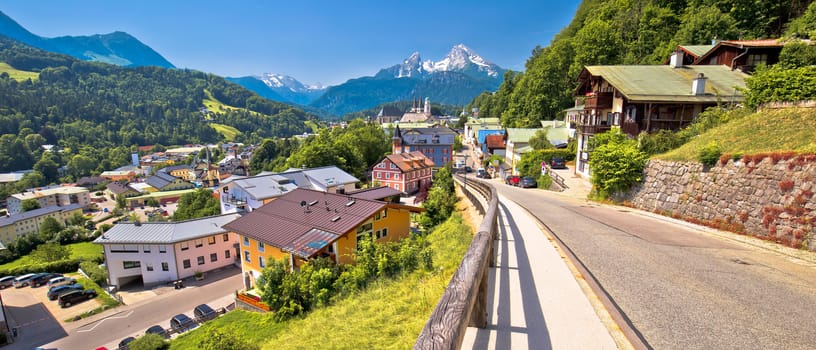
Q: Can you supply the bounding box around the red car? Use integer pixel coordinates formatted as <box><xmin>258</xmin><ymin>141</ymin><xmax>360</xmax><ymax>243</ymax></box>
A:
<box><xmin>505</xmin><ymin>175</ymin><xmax>521</xmax><ymax>186</ymax></box>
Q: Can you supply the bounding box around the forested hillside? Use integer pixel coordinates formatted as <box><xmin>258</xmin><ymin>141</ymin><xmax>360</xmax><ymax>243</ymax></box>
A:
<box><xmin>470</xmin><ymin>0</ymin><xmax>816</xmax><ymax>127</ymax></box>
<box><xmin>0</xmin><ymin>36</ymin><xmax>312</xmax><ymax>178</ymax></box>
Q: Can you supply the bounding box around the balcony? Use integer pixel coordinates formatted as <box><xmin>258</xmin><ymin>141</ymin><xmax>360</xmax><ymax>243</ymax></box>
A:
<box><xmin>579</xmin><ymin>124</ymin><xmax>611</xmax><ymax>135</ymax></box>
<box><xmin>223</xmin><ymin>196</ymin><xmax>247</xmax><ymax>206</ymax></box>
<box><xmin>584</xmin><ymin>92</ymin><xmax>613</xmax><ymax>109</ymax></box>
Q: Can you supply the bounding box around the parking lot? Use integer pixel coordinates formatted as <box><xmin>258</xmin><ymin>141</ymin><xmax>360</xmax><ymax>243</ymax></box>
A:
<box><xmin>2</xmin><ymin>274</ymin><xmax>101</xmax><ymax>347</ymax></box>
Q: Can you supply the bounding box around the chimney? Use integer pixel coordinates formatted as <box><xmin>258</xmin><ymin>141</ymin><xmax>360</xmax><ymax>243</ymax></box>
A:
<box><xmin>692</xmin><ymin>73</ymin><xmax>707</xmax><ymax>95</ymax></box>
<box><xmin>670</xmin><ymin>50</ymin><xmax>684</xmax><ymax>68</ymax></box>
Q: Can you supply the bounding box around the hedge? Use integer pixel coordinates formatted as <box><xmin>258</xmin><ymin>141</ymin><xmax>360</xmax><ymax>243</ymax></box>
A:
<box><xmin>0</xmin><ymin>258</ymin><xmax>81</xmax><ymax>276</ymax></box>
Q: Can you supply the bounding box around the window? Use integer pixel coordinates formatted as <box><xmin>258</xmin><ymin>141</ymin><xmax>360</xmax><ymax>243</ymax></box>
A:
<box><xmin>243</xmin><ymin>236</ymin><xmax>249</xmax><ymax>246</ymax></box>
<box><xmin>225</xmin><ymin>250</ymin><xmax>231</xmax><ymax>259</ymax></box>
<box><xmin>259</xmin><ymin>256</ymin><xmax>266</xmax><ymax>268</ymax></box>
<box><xmin>211</xmin><ymin>253</ymin><xmax>218</xmax><ymax>262</ymax></box>
<box><xmin>180</xmin><ymin>242</ymin><xmax>189</xmax><ymax>251</ymax></box>
<box><xmin>195</xmin><ymin>239</ymin><xmax>203</xmax><ymax>248</ymax></box>
<box><xmin>208</xmin><ymin>236</ymin><xmax>216</xmax><ymax>245</ymax></box>
<box><xmin>747</xmin><ymin>53</ymin><xmax>767</xmax><ymax>66</ymax></box>
<box><xmin>110</xmin><ymin>244</ymin><xmax>139</xmax><ymax>253</ymax></box>
<box><xmin>375</xmin><ymin>212</ymin><xmax>381</xmax><ymax>220</ymax></box>
<box><xmin>159</xmin><ymin>245</ymin><xmax>167</xmax><ymax>253</ymax></box>
<box><xmin>183</xmin><ymin>259</ymin><xmax>191</xmax><ymax>269</ymax></box>
<box><xmin>394</xmin><ymin>173</ymin><xmax>399</xmax><ymax>180</ymax></box>
<box><xmin>161</xmin><ymin>262</ymin><xmax>169</xmax><ymax>271</ymax></box>
<box><xmin>143</xmin><ymin>245</ymin><xmax>151</xmax><ymax>253</ymax></box>
<box><xmin>375</xmin><ymin>230</ymin><xmax>381</xmax><ymax>239</ymax></box>
<box><xmin>382</xmin><ymin>209</ymin><xmax>387</xmax><ymax>218</ymax></box>
<box><xmin>258</xmin><ymin>242</ymin><xmax>265</xmax><ymax>252</ymax></box>
<box><xmin>197</xmin><ymin>256</ymin><xmax>205</xmax><ymax>265</ymax></box>
<box><xmin>390</xmin><ymin>163</ymin><xmax>397</xmax><ymax>169</ymax></box>
<box><xmin>385</xmin><ymin>173</ymin><xmax>390</xmax><ymax>179</ymax></box>
<box><xmin>123</xmin><ymin>261</ymin><xmax>141</xmax><ymax>269</ymax></box>
<box><xmin>382</xmin><ymin>228</ymin><xmax>388</xmax><ymax>237</ymax></box>
<box><xmin>222</xmin><ymin>233</ymin><xmax>229</xmax><ymax>242</ymax></box>
<box><xmin>395</xmin><ymin>184</ymin><xmax>400</xmax><ymax>191</ymax></box>
<box><xmin>146</xmin><ymin>263</ymin><xmax>154</xmax><ymax>272</ymax></box>
<box><xmin>377</xmin><ymin>172</ymin><xmax>382</xmax><ymax>179</ymax></box>
<box><xmin>244</xmin><ymin>251</ymin><xmax>251</xmax><ymax>262</ymax></box>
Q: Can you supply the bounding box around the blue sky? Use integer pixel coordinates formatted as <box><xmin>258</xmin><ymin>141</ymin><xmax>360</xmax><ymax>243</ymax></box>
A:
<box><xmin>2</xmin><ymin>1</ymin><xmax>580</xmax><ymax>86</ymax></box>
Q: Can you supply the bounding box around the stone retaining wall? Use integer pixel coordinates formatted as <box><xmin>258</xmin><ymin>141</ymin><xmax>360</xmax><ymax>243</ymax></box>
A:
<box><xmin>626</xmin><ymin>155</ymin><xmax>816</xmax><ymax>251</ymax></box>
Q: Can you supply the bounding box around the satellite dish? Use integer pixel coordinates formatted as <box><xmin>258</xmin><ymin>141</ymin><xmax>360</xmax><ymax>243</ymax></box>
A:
<box><xmin>300</xmin><ymin>200</ymin><xmax>307</xmax><ymax>207</ymax></box>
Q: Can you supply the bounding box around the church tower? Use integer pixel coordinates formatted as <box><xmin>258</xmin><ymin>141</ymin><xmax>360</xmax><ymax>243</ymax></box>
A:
<box><xmin>392</xmin><ymin>125</ymin><xmax>404</xmax><ymax>154</ymax></box>
<box><xmin>424</xmin><ymin>97</ymin><xmax>431</xmax><ymax>115</ymax></box>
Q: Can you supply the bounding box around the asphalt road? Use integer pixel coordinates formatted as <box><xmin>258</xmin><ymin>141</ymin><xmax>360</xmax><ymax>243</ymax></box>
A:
<box><xmin>4</xmin><ymin>267</ymin><xmax>242</xmax><ymax>350</ymax></box>
<box><xmin>497</xmin><ymin>183</ymin><xmax>816</xmax><ymax>350</ymax></box>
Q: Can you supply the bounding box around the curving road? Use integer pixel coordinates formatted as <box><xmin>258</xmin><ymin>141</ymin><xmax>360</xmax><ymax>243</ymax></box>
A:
<box><xmin>496</xmin><ymin>182</ymin><xmax>816</xmax><ymax>350</ymax></box>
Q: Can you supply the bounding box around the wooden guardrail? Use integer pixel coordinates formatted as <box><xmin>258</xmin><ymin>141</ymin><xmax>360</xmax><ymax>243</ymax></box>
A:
<box><xmin>544</xmin><ymin>165</ymin><xmax>568</xmax><ymax>190</ymax></box>
<box><xmin>414</xmin><ymin>175</ymin><xmax>499</xmax><ymax>349</ymax></box>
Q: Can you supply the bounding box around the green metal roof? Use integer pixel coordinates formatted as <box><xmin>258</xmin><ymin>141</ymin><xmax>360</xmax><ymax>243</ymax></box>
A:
<box><xmin>583</xmin><ymin>65</ymin><xmax>747</xmax><ymax>103</ymax></box>
<box><xmin>505</xmin><ymin>128</ymin><xmax>540</xmax><ymax>144</ymax></box>
<box><xmin>680</xmin><ymin>45</ymin><xmax>714</xmax><ymax>57</ymax></box>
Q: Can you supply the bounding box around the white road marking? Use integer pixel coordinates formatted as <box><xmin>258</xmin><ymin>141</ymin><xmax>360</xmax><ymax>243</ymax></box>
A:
<box><xmin>77</xmin><ymin>310</ymin><xmax>135</xmax><ymax>332</ymax></box>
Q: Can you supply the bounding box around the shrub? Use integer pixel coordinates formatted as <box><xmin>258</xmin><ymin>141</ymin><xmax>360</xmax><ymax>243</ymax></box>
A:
<box><xmin>589</xmin><ymin>129</ymin><xmax>648</xmax><ymax>199</ymax></box>
<box><xmin>0</xmin><ymin>258</ymin><xmax>81</xmax><ymax>276</ymax></box>
<box><xmin>198</xmin><ymin>329</ymin><xmax>259</xmax><ymax>350</ymax></box>
<box><xmin>80</xmin><ymin>260</ymin><xmax>108</xmax><ymax>286</ymax></box>
<box><xmin>537</xmin><ymin>174</ymin><xmax>553</xmax><ymax>189</ymax></box>
<box><xmin>638</xmin><ymin>130</ymin><xmax>682</xmax><ymax>155</ymax></box>
<box><xmin>698</xmin><ymin>141</ymin><xmax>721</xmax><ymax>167</ymax></box>
<box><xmin>130</xmin><ymin>334</ymin><xmax>168</xmax><ymax>350</ymax></box>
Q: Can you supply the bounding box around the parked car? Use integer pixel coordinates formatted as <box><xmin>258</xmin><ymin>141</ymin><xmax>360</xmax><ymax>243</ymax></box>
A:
<box><xmin>520</xmin><ymin>176</ymin><xmax>537</xmax><ymax>188</ymax></box>
<box><xmin>0</xmin><ymin>275</ymin><xmax>16</xmax><ymax>289</ymax></box>
<box><xmin>505</xmin><ymin>175</ymin><xmax>521</xmax><ymax>186</ymax></box>
<box><xmin>58</xmin><ymin>289</ymin><xmax>97</xmax><ymax>307</ymax></box>
<box><xmin>549</xmin><ymin>157</ymin><xmax>567</xmax><ymax>169</ymax></box>
<box><xmin>31</xmin><ymin>273</ymin><xmax>63</xmax><ymax>287</ymax></box>
<box><xmin>476</xmin><ymin>168</ymin><xmax>489</xmax><ymax>179</ymax></box>
<box><xmin>170</xmin><ymin>313</ymin><xmax>196</xmax><ymax>332</ymax></box>
<box><xmin>145</xmin><ymin>325</ymin><xmax>168</xmax><ymax>338</ymax></box>
<box><xmin>464</xmin><ymin>166</ymin><xmax>473</xmax><ymax>173</ymax></box>
<box><xmin>13</xmin><ymin>273</ymin><xmax>39</xmax><ymax>288</ymax></box>
<box><xmin>193</xmin><ymin>303</ymin><xmax>217</xmax><ymax>322</ymax></box>
<box><xmin>47</xmin><ymin>276</ymin><xmax>76</xmax><ymax>288</ymax></box>
<box><xmin>118</xmin><ymin>336</ymin><xmax>135</xmax><ymax>350</ymax></box>
<box><xmin>48</xmin><ymin>284</ymin><xmax>84</xmax><ymax>300</ymax></box>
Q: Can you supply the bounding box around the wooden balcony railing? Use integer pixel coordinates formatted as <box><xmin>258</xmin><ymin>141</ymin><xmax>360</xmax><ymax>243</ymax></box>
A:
<box><xmin>579</xmin><ymin>124</ymin><xmax>612</xmax><ymax>135</ymax></box>
<box><xmin>584</xmin><ymin>92</ymin><xmax>613</xmax><ymax>109</ymax></box>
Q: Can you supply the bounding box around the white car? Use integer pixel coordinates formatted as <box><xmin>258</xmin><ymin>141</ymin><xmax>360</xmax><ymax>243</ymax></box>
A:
<box><xmin>13</xmin><ymin>273</ymin><xmax>37</xmax><ymax>288</ymax></box>
<box><xmin>47</xmin><ymin>276</ymin><xmax>77</xmax><ymax>288</ymax></box>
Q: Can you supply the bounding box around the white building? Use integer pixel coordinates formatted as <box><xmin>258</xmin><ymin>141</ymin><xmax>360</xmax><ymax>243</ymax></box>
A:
<box><xmin>7</xmin><ymin>186</ymin><xmax>90</xmax><ymax>215</ymax></box>
<box><xmin>94</xmin><ymin>214</ymin><xmax>241</xmax><ymax>288</ymax></box>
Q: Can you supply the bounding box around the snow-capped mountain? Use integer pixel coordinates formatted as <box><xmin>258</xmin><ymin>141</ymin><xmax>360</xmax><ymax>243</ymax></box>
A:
<box><xmin>227</xmin><ymin>73</ymin><xmax>326</xmax><ymax>106</ymax></box>
<box><xmin>378</xmin><ymin>44</ymin><xmax>503</xmax><ymax>80</ymax></box>
<box><xmin>258</xmin><ymin>73</ymin><xmax>325</xmax><ymax>92</ymax></box>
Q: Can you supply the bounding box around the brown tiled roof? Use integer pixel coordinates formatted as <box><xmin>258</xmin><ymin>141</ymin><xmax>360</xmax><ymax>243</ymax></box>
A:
<box><xmin>347</xmin><ymin>186</ymin><xmax>402</xmax><ymax>201</ymax></box>
<box><xmin>106</xmin><ymin>182</ymin><xmax>135</xmax><ymax>195</ymax></box>
<box><xmin>223</xmin><ymin>188</ymin><xmax>385</xmax><ymax>250</ymax></box>
<box><xmin>384</xmin><ymin>151</ymin><xmax>435</xmax><ymax>172</ymax></box>
<box><xmin>485</xmin><ymin>134</ymin><xmax>505</xmax><ymax>149</ymax></box>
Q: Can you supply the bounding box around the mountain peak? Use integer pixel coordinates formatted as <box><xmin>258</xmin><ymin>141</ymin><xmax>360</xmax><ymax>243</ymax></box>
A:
<box><xmin>257</xmin><ymin>73</ymin><xmax>325</xmax><ymax>93</ymax></box>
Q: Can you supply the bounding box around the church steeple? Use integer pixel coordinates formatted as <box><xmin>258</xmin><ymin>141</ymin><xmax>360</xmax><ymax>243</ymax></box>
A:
<box><xmin>392</xmin><ymin>125</ymin><xmax>403</xmax><ymax>154</ymax></box>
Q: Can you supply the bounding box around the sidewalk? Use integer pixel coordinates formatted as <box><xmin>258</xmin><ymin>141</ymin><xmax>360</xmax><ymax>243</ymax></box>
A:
<box><xmin>461</xmin><ymin>195</ymin><xmax>618</xmax><ymax>350</ymax></box>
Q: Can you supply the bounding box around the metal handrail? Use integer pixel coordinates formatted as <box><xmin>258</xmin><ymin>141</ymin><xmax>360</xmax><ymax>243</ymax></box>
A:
<box><xmin>414</xmin><ymin>175</ymin><xmax>499</xmax><ymax>349</ymax></box>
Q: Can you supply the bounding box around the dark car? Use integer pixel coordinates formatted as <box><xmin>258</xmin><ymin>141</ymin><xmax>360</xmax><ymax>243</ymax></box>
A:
<box><xmin>464</xmin><ymin>166</ymin><xmax>473</xmax><ymax>173</ymax></box>
<box><xmin>58</xmin><ymin>289</ymin><xmax>97</xmax><ymax>307</ymax></box>
<box><xmin>194</xmin><ymin>303</ymin><xmax>217</xmax><ymax>322</ymax></box>
<box><xmin>145</xmin><ymin>325</ymin><xmax>168</xmax><ymax>338</ymax></box>
<box><xmin>505</xmin><ymin>175</ymin><xmax>521</xmax><ymax>186</ymax></box>
<box><xmin>549</xmin><ymin>157</ymin><xmax>567</xmax><ymax>169</ymax></box>
<box><xmin>170</xmin><ymin>313</ymin><xmax>196</xmax><ymax>332</ymax></box>
<box><xmin>118</xmin><ymin>336</ymin><xmax>136</xmax><ymax>350</ymax></box>
<box><xmin>520</xmin><ymin>176</ymin><xmax>537</xmax><ymax>188</ymax></box>
<box><xmin>48</xmin><ymin>283</ymin><xmax>84</xmax><ymax>300</ymax></box>
<box><xmin>31</xmin><ymin>273</ymin><xmax>62</xmax><ymax>287</ymax></box>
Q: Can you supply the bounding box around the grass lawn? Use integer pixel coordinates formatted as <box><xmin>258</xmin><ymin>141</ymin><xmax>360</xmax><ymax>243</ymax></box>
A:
<box><xmin>658</xmin><ymin>108</ymin><xmax>816</xmax><ymax>161</ymax></box>
<box><xmin>168</xmin><ymin>213</ymin><xmax>474</xmax><ymax>349</ymax></box>
<box><xmin>210</xmin><ymin>123</ymin><xmax>241</xmax><ymax>140</ymax></box>
<box><xmin>0</xmin><ymin>62</ymin><xmax>39</xmax><ymax>81</ymax></box>
<box><xmin>0</xmin><ymin>242</ymin><xmax>103</xmax><ymax>270</ymax></box>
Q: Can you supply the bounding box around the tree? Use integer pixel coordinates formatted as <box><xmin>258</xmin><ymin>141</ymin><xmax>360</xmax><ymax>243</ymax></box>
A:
<box><xmin>67</xmin><ymin>154</ymin><xmax>96</xmax><ymax>178</ymax></box>
<box><xmin>198</xmin><ymin>329</ymin><xmax>259</xmax><ymax>350</ymax></box>
<box><xmin>419</xmin><ymin>166</ymin><xmax>457</xmax><ymax>230</ymax></box>
<box><xmin>34</xmin><ymin>152</ymin><xmax>60</xmax><ymax>183</ymax></box>
<box><xmin>30</xmin><ymin>242</ymin><xmax>71</xmax><ymax>263</ymax></box>
<box><xmin>786</xmin><ymin>0</ymin><xmax>816</xmax><ymax>39</ymax></box>
<box><xmin>172</xmin><ymin>188</ymin><xmax>220</xmax><ymax>221</ymax></box>
<box><xmin>146</xmin><ymin>197</ymin><xmax>160</xmax><ymax>208</ymax></box>
<box><xmin>21</xmin><ymin>198</ymin><xmax>41</xmax><ymax>212</ymax></box>
<box><xmin>39</xmin><ymin>217</ymin><xmax>63</xmax><ymax>238</ymax></box>
<box><xmin>529</xmin><ymin>130</ymin><xmax>553</xmax><ymax>150</ymax></box>
<box><xmin>673</xmin><ymin>5</ymin><xmax>739</xmax><ymax>46</ymax></box>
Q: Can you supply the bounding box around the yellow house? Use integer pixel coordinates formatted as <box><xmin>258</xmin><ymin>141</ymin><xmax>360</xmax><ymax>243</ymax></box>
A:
<box><xmin>0</xmin><ymin>204</ymin><xmax>84</xmax><ymax>245</ymax></box>
<box><xmin>223</xmin><ymin>187</ymin><xmax>422</xmax><ymax>289</ymax></box>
